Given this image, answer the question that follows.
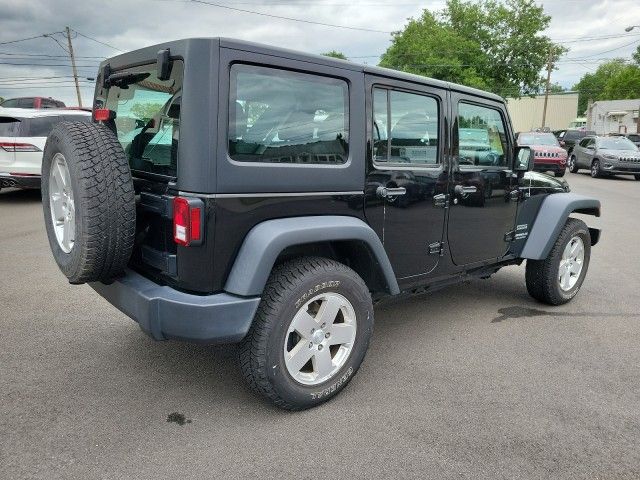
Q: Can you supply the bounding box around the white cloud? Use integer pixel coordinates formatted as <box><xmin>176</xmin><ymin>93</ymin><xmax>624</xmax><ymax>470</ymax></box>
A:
<box><xmin>1</xmin><ymin>0</ymin><xmax>639</xmax><ymax>105</ymax></box>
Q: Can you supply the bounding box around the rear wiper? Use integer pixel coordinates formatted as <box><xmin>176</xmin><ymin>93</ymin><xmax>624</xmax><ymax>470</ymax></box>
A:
<box><xmin>105</xmin><ymin>71</ymin><xmax>150</xmax><ymax>88</ymax></box>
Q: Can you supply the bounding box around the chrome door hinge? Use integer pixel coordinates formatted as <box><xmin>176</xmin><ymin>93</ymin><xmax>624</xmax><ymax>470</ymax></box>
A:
<box><xmin>428</xmin><ymin>241</ymin><xmax>445</xmax><ymax>256</ymax></box>
<box><xmin>433</xmin><ymin>193</ymin><xmax>448</xmax><ymax>208</ymax></box>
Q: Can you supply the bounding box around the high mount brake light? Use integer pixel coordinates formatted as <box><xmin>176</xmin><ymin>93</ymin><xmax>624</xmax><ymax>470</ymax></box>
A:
<box><xmin>173</xmin><ymin>197</ymin><xmax>204</xmax><ymax>246</ymax></box>
<box><xmin>0</xmin><ymin>142</ymin><xmax>41</xmax><ymax>152</ymax></box>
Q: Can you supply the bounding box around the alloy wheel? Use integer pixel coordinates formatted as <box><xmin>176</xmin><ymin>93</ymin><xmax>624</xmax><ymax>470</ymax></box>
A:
<box><xmin>558</xmin><ymin>236</ymin><xmax>584</xmax><ymax>291</ymax></box>
<box><xmin>48</xmin><ymin>153</ymin><xmax>75</xmax><ymax>253</ymax></box>
<box><xmin>283</xmin><ymin>292</ymin><xmax>357</xmax><ymax>386</ymax></box>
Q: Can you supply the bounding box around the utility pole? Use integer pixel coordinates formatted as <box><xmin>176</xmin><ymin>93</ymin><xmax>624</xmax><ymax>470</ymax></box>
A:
<box><xmin>64</xmin><ymin>26</ymin><xmax>83</xmax><ymax>108</ymax></box>
<box><xmin>541</xmin><ymin>47</ymin><xmax>554</xmax><ymax>129</ymax></box>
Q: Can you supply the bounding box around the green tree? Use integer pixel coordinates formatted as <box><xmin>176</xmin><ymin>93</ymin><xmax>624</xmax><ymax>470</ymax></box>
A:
<box><xmin>572</xmin><ymin>60</ymin><xmax>627</xmax><ymax>114</ymax></box>
<box><xmin>380</xmin><ymin>0</ymin><xmax>565</xmax><ymax>98</ymax></box>
<box><xmin>603</xmin><ymin>65</ymin><xmax>640</xmax><ymax>100</ymax></box>
<box><xmin>633</xmin><ymin>45</ymin><xmax>640</xmax><ymax>66</ymax></box>
<box><xmin>322</xmin><ymin>50</ymin><xmax>348</xmax><ymax>60</ymax></box>
<box><xmin>130</xmin><ymin>102</ymin><xmax>163</xmax><ymax>121</ymax></box>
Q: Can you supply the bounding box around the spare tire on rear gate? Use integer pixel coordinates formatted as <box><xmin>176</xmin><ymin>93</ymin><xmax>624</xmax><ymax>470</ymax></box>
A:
<box><xmin>41</xmin><ymin>121</ymin><xmax>136</xmax><ymax>284</ymax></box>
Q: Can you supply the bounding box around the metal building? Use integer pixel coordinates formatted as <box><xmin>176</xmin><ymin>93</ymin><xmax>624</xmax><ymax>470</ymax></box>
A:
<box><xmin>587</xmin><ymin>99</ymin><xmax>640</xmax><ymax>135</ymax></box>
<box><xmin>506</xmin><ymin>92</ymin><xmax>579</xmax><ymax>132</ymax></box>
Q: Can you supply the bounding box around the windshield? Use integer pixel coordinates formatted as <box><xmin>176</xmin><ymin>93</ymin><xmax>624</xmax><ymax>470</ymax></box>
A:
<box><xmin>518</xmin><ymin>133</ymin><xmax>559</xmax><ymax>146</ymax></box>
<box><xmin>627</xmin><ymin>134</ymin><xmax>640</xmax><ymax>142</ymax></box>
<box><xmin>97</xmin><ymin>60</ymin><xmax>183</xmax><ymax>179</ymax></box>
<box><xmin>598</xmin><ymin>137</ymin><xmax>639</xmax><ymax>150</ymax></box>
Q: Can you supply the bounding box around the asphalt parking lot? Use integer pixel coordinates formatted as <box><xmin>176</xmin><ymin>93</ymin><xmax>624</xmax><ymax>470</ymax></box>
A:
<box><xmin>1</xmin><ymin>172</ymin><xmax>639</xmax><ymax>480</ymax></box>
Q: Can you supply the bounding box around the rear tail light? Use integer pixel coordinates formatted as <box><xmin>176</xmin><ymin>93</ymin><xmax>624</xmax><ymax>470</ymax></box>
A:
<box><xmin>93</xmin><ymin>108</ymin><xmax>115</xmax><ymax>122</ymax></box>
<box><xmin>0</xmin><ymin>142</ymin><xmax>41</xmax><ymax>152</ymax></box>
<box><xmin>173</xmin><ymin>197</ymin><xmax>204</xmax><ymax>246</ymax></box>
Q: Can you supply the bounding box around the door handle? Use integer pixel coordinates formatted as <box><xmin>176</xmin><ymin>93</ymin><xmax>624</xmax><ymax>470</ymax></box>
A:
<box><xmin>454</xmin><ymin>185</ymin><xmax>477</xmax><ymax>197</ymax></box>
<box><xmin>376</xmin><ymin>186</ymin><xmax>407</xmax><ymax>198</ymax></box>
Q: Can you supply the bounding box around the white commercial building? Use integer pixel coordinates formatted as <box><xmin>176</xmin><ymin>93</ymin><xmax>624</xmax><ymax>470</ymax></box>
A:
<box><xmin>506</xmin><ymin>92</ymin><xmax>579</xmax><ymax>132</ymax></box>
<box><xmin>587</xmin><ymin>99</ymin><xmax>640</xmax><ymax>135</ymax></box>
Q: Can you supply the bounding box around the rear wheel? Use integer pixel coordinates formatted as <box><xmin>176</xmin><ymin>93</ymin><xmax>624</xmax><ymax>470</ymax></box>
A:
<box><xmin>568</xmin><ymin>155</ymin><xmax>578</xmax><ymax>173</ymax></box>
<box><xmin>41</xmin><ymin>122</ymin><xmax>136</xmax><ymax>284</ymax></box>
<box><xmin>525</xmin><ymin>218</ymin><xmax>591</xmax><ymax>305</ymax></box>
<box><xmin>591</xmin><ymin>159</ymin><xmax>602</xmax><ymax>178</ymax></box>
<box><xmin>238</xmin><ymin>257</ymin><xmax>374</xmax><ymax>410</ymax></box>
<box><xmin>634</xmin><ymin>174</ymin><xmax>640</xmax><ymax>181</ymax></box>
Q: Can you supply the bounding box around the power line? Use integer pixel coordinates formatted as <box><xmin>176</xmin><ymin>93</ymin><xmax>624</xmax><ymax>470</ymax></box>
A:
<box><xmin>70</xmin><ymin>29</ymin><xmax>125</xmax><ymax>52</ymax></box>
<box><xmin>0</xmin><ymin>32</ymin><xmax>64</xmax><ymax>46</ymax></box>
<box><xmin>0</xmin><ymin>51</ymin><xmax>105</xmax><ymax>59</ymax></box>
<box><xmin>187</xmin><ymin>0</ymin><xmax>392</xmax><ymax>33</ymax></box>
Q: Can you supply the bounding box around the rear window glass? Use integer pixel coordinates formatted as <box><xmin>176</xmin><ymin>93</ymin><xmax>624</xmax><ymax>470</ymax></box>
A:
<box><xmin>99</xmin><ymin>60</ymin><xmax>183</xmax><ymax>178</ymax></box>
<box><xmin>26</xmin><ymin>116</ymin><xmax>63</xmax><ymax>137</ymax></box>
<box><xmin>0</xmin><ymin>117</ymin><xmax>21</xmax><ymax>136</ymax></box>
<box><xmin>228</xmin><ymin>64</ymin><xmax>349</xmax><ymax>165</ymax></box>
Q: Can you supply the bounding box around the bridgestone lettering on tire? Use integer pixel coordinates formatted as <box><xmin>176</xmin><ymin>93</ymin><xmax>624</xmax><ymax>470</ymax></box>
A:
<box><xmin>238</xmin><ymin>257</ymin><xmax>374</xmax><ymax>410</ymax></box>
<box><xmin>41</xmin><ymin>122</ymin><xmax>136</xmax><ymax>284</ymax></box>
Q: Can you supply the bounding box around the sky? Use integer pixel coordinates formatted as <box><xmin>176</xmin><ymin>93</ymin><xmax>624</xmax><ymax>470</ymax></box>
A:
<box><xmin>1</xmin><ymin>0</ymin><xmax>640</xmax><ymax>106</ymax></box>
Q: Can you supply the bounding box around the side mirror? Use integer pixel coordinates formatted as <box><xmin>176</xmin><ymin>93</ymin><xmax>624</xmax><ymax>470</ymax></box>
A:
<box><xmin>514</xmin><ymin>146</ymin><xmax>534</xmax><ymax>172</ymax></box>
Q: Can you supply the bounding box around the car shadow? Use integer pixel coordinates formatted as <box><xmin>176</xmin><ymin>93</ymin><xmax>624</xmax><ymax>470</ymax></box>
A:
<box><xmin>98</xmin><ymin>270</ymin><xmax>536</xmax><ymax>413</ymax></box>
<box><xmin>0</xmin><ymin>188</ymin><xmax>41</xmax><ymax>202</ymax></box>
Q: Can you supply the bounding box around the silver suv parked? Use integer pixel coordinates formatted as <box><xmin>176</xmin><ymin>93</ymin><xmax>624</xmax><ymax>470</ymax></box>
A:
<box><xmin>568</xmin><ymin>135</ymin><xmax>640</xmax><ymax>180</ymax></box>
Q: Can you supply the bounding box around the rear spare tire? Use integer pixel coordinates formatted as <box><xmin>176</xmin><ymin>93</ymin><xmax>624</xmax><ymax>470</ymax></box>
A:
<box><xmin>41</xmin><ymin>121</ymin><xmax>136</xmax><ymax>284</ymax></box>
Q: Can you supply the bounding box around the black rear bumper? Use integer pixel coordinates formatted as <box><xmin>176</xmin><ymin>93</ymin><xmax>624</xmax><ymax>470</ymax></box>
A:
<box><xmin>0</xmin><ymin>174</ymin><xmax>41</xmax><ymax>189</ymax></box>
<box><xmin>89</xmin><ymin>269</ymin><xmax>261</xmax><ymax>344</ymax></box>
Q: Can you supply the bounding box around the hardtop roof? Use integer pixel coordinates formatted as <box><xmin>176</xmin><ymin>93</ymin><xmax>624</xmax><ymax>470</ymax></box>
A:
<box><xmin>102</xmin><ymin>37</ymin><xmax>504</xmax><ymax>103</ymax></box>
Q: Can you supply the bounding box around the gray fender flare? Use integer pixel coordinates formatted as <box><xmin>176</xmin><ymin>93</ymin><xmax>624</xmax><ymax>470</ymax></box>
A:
<box><xmin>520</xmin><ymin>193</ymin><xmax>601</xmax><ymax>260</ymax></box>
<box><xmin>224</xmin><ymin>216</ymin><xmax>400</xmax><ymax>297</ymax></box>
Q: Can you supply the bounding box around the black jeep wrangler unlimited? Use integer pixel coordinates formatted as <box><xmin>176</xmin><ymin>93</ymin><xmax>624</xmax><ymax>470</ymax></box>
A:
<box><xmin>41</xmin><ymin>39</ymin><xmax>601</xmax><ymax>410</ymax></box>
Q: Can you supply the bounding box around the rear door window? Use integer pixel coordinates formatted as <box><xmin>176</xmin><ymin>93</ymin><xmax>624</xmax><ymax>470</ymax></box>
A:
<box><xmin>372</xmin><ymin>87</ymin><xmax>439</xmax><ymax>166</ymax></box>
<box><xmin>228</xmin><ymin>64</ymin><xmax>349</xmax><ymax>165</ymax></box>
<box><xmin>101</xmin><ymin>60</ymin><xmax>183</xmax><ymax>178</ymax></box>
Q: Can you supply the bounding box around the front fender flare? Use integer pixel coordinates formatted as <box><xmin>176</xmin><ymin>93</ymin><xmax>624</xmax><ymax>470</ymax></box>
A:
<box><xmin>224</xmin><ymin>216</ymin><xmax>400</xmax><ymax>297</ymax></box>
<box><xmin>520</xmin><ymin>193</ymin><xmax>601</xmax><ymax>260</ymax></box>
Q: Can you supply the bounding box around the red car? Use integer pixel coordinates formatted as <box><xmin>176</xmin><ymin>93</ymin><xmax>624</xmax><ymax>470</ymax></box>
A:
<box><xmin>517</xmin><ymin>131</ymin><xmax>568</xmax><ymax>177</ymax></box>
<box><xmin>0</xmin><ymin>96</ymin><xmax>66</xmax><ymax>109</ymax></box>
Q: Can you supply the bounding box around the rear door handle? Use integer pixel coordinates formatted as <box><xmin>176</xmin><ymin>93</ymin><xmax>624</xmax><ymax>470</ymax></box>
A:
<box><xmin>454</xmin><ymin>185</ymin><xmax>477</xmax><ymax>197</ymax></box>
<box><xmin>376</xmin><ymin>186</ymin><xmax>407</xmax><ymax>198</ymax></box>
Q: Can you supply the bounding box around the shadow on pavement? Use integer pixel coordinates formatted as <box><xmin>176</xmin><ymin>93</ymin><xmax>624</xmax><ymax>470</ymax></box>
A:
<box><xmin>0</xmin><ymin>188</ymin><xmax>41</xmax><ymax>203</ymax></box>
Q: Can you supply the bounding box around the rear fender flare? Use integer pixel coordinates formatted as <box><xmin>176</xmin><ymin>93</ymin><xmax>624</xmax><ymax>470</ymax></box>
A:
<box><xmin>224</xmin><ymin>216</ymin><xmax>400</xmax><ymax>296</ymax></box>
<box><xmin>520</xmin><ymin>193</ymin><xmax>601</xmax><ymax>260</ymax></box>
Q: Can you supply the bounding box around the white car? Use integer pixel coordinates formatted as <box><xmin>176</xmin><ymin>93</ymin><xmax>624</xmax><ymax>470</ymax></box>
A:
<box><xmin>0</xmin><ymin>108</ymin><xmax>91</xmax><ymax>190</ymax></box>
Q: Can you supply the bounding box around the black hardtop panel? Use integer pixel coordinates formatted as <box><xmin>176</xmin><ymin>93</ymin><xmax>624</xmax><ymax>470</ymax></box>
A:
<box><xmin>101</xmin><ymin>37</ymin><xmax>505</xmax><ymax>104</ymax></box>
<box><xmin>99</xmin><ymin>38</ymin><xmax>219</xmax><ymax>70</ymax></box>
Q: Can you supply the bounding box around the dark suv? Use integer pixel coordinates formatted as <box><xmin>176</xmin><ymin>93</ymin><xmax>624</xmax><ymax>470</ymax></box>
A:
<box><xmin>557</xmin><ymin>129</ymin><xmax>595</xmax><ymax>155</ymax></box>
<box><xmin>40</xmin><ymin>39</ymin><xmax>601</xmax><ymax>410</ymax></box>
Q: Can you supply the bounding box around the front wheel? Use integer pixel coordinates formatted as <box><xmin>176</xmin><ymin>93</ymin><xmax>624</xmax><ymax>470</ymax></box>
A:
<box><xmin>568</xmin><ymin>155</ymin><xmax>579</xmax><ymax>173</ymax></box>
<box><xmin>554</xmin><ymin>170</ymin><xmax>566</xmax><ymax>178</ymax></box>
<box><xmin>591</xmin><ymin>160</ymin><xmax>602</xmax><ymax>178</ymax></box>
<box><xmin>238</xmin><ymin>257</ymin><xmax>374</xmax><ymax>410</ymax></box>
<box><xmin>634</xmin><ymin>174</ymin><xmax>640</xmax><ymax>181</ymax></box>
<box><xmin>525</xmin><ymin>218</ymin><xmax>591</xmax><ymax>305</ymax></box>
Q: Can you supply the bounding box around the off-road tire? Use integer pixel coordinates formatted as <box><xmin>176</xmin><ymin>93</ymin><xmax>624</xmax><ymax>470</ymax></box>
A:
<box><xmin>568</xmin><ymin>155</ymin><xmax>579</xmax><ymax>173</ymax></box>
<box><xmin>238</xmin><ymin>257</ymin><xmax>374</xmax><ymax>410</ymax></box>
<box><xmin>591</xmin><ymin>159</ymin><xmax>602</xmax><ymax>178</ymax></box>
<box><xmin>41</xmin><ymin>122</ymin><xmax>135</xmax><ymax>284</ymax></box>
<box><xmin>525</xmin><ymin>218</ymin><xmax>591</xmax><ymax>305</ymax></box>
